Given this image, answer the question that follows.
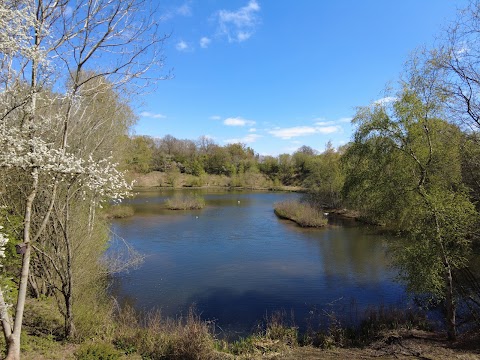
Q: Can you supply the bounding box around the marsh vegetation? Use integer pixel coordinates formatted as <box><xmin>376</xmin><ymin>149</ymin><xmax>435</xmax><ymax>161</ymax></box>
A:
<box><xmin>165</xmin><ymin>195</ymin><xmax>206</xmax><ymax>210</ymax></box>
<box><xmin>273</xmin><ymin>200</ymin><xmax>327</xmax><ymax>227</ymax></box>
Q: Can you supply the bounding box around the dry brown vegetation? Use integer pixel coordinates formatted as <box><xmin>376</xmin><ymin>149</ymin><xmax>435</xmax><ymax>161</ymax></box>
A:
<box><xmin>274</xmin><ymin>200</ymin><xmax>327</xmax><ymax>227</ymax></box>
<box><xmin>165</xmin><ymin>195</ymin><xmax>206</xmax><ymax>210</ymax></box>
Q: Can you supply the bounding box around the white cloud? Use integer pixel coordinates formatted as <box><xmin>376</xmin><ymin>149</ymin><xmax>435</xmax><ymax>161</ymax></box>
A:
<box><xmin>314</xmin><ymin>117</ymin><xmax>352</xmax><ymax>126</ymax></box>
<box><xmin>216</xmin><ymin>0</ymin><xmax>261</xmax><ymax>43</ymax></box>
<box><xmin>237</xmin><ymin>31</ymin><xmax>251</xmax><ymax>42</ymax></box>
<box><xmin>248</xmin><ymin>128</ymin><xmax>257</xmax><ymax>132</ymax></box>
<box><xmin>176</xmin><ymin>40</ymin><xmax>190</xmax><ymax>51</ymax></box>
<box><xmin>373</xmin><ymin>96</ymin><xmax>397</xmax><ymax>106</ymax></box>
<box><xmin>223</xmin><ymin>117</ymin><xmax>256</xmax><ymax>126</ymax></box>
<box><xmin>225</xmin><ymin>133</ymin><xmax>262</xmax><ymax>144</ymax></box>
<box><xmin>161</xmin><ymin>2</ymin><xmax>192</xmax><ymax>21</ymax></box>
<box><xmin>269</xmin><ymin>125</ymin><xmax>341</xmax><ymax>139</ymax></box>
<box><xmin>140</xmin><ymin>111</ymin><xmax>166</xmax><ymax>119</ymax></box>
<box><xmin>314</xmin><ymin>120</ymin><xmax>336</xmax><ymax>126</ymax></box>
<box><xmin>200</xmin><ymin>37</ymin><xmax>211</xmax><ymax>48</ymax></box>
<box><xmin>210</xmin><ymin>115</ymin><xmax>221</xmax><ymax>120</ymax></box>
<box><xmin>176</xmin><ymin>3</ymin><xmax>192</xmax><ymax>16</ymax></box>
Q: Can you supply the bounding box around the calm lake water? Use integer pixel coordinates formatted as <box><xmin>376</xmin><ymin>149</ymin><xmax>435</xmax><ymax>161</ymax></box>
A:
<box><xmin>110</xmin><ymin>189</ymin><xmax>406</xmax><ymax>336</ymax></box>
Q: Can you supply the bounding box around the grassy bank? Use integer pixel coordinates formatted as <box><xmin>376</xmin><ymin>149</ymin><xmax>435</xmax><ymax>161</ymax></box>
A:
<box><xmin>13</xmin><ymin>301</ymin><xmax>479</xmax><ymax>360</ymax></box>
<box><xmin>274</xmin><ymin>200</ymin><xmax>327</xmax><ymax>227</ymax></box>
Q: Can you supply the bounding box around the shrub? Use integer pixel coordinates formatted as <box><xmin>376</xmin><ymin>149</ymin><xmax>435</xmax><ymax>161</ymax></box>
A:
<box><xmin>75</xmin><ymin>342</ymin><xmax>121</xmax><ymax>360</ymax></box>
<box><xmin>225</xmin><ymin>311</ymin><xmax>298</xmax><ymax>356</ymax></box>
<box><xmin>302</xmin><ymin>305</ymin><xmax>430</xmax><ymax>348</ymax></box>
<box><xmin>274</xmin><ymin>200</ymin><xmax>327</xmax><ymax>227</ymax></box>
<box><xmin>113</xmin><ymin>306</ymin><xmax>216</xmax><ymax>360</ymax></box>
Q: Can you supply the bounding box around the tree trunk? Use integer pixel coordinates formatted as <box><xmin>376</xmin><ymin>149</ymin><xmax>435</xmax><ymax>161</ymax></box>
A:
<box><xmin>0</xmin><ymin>286</ymin><xmax>12</xmax><ymax>341</ymax></box>
<box><xmin>445</xmin><ymin>265</ymin><xmax>456</xmax><ymax>341</ymax></box>
<box><xmin>5</xmin><ymin>339</ymin><xmax>20</xmax><ymax>360</ymax></box>
<box><xmin>5</xmin><ymin>168</ymin><xmax>39</xmax><ymax>359</ymax></box>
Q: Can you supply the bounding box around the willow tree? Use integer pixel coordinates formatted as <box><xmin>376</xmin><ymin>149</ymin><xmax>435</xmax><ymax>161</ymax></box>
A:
<box><xmin>0</xmin><ymin>0</ymin><xmax>168</xmax><ymax>358</ymax></box>
<box><xmin>343</xmin><ymin>56</ymin><xmax>477</xmax><ymax>340</ymax></box>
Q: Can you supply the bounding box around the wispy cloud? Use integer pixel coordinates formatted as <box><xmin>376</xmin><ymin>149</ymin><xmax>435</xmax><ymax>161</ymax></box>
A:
<box><xmin>215</xmin><ymin>0</ymin><xmax>261</xmax><ymax>43</ymax></box>
<box><xmin>223</xmin><ymin>117</ymin><xmax>256</xmax><ymax>127</ymax></box>
<box><xmin>373</xmin><ymin>96</ymin><xmax>397</xmax><ymax>106</ymax></box>
<box><xmin>314</xmin><ymin>117</ymin><xmax>352</xmax><ymax>126</ymax></box>
<box><xmin>176</xmin><ymin>40</ymin><xmax>190</xmax><ymax>51</ymax></box>
<box><xmin>140</xmin><ymin>111</ymin><xmax>166</xmax><ymax>119</ymax></box>
<box><xmin>210</xmin><ymin>115</ymin><xmax>221</xmax><ymax>120</ymax></box>
<box><xmin>314</xmin><ymin>120</ymin><xmax>336</xmax><ymax>126</ymax></box>
<box><xmin>225</xmin><ymin>133</ymin><xmax>262</xmax><ymax>144</ymax></box>
<box><xmin>200</xmin><ymin>37</ymin><xmax>211</xmax><ymax>48</ymax></box>
<box><xmin>269</xmin><ymin>125</ymin><xmax>341</xmax><ymax>139</ymax></box>
<box><xmin>161</xmin><ymin>2</ymin><xmax>192</xmax><ymax>21</ymax></box>
<box><xmin>248</xmin><ymin>128</ymin><xmax>257</xmax><ymax>132</ymax></box>
<box><xmin>176</xmin><ymin>3</ymin><xmax>192</xmax><ymax>16</ymax></box>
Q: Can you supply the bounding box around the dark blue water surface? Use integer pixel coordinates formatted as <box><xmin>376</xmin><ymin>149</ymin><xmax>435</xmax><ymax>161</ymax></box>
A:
<box><xmin>110</xmin><ymin>189</ymin><xmax>406</xmax><ymax>336</ymax></box>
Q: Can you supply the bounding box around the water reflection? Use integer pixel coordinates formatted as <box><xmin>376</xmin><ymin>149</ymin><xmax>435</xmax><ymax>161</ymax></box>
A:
<box><xmin>110</xmin><ymin>190</ymin><xmax>405</xmax><ymax>334</ymax></box>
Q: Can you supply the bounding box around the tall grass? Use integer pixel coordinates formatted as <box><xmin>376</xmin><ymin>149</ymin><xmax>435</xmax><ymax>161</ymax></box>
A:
<box><xmin>113</xmin><ymin>306</ymin><xmax>216</xmax><ymax>360</ymax></box>
<box><xmin>302</xmin><ymin>305</ymin><xmax>430</xmax><ymax>348</ymax></box>
<box><xmin>274</xmin><ymin>200</ymin><xmax>327</xmax><ymax>227</ymax></box>
<box><xmin>165</xmin><ymin>195</ymin><xmax>205</xmax><ymax>210</ymax></box>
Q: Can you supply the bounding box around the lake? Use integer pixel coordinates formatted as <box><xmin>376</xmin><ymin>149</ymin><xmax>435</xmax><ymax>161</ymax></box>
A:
<box><xmin>110</xmin><ymin>189</ymin><xmax>406</xmax><ymax>336</ymax></box>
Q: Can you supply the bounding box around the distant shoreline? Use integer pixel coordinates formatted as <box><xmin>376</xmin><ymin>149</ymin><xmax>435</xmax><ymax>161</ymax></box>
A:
<box><xmin>129</xmin><ymin>170</ymin><xmax>305</xmax><ymax>192</ymax></box>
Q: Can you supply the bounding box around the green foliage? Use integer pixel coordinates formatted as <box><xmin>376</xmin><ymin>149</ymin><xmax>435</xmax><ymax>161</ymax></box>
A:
<box><xmin>75</xmin><ymin>342</ymin><xmax>121</xmax><ymax>360</ymax></box>
<box><xmin>460</xmin><ymin>132</ymin><xmax>480</xmax><ymax>208</ymax></box>
<box><xmin>125</xmin><ymin>136</ymin><xmax>156</xmax><ymax>173</ymax></box>
<box><xmin>341</xmin><ymin>57</ymin><xmax>478</xmax><ymax>338</ymax></box>
<box><xmin>391</xmin><ymin>189</ymin><xmax>477</xmax><ymax>298</ymax></box>
<box><xmin>303</xmin><ymin>145</ymin><xmax>345</xmax><ymax>208</ymax></box>
<box><xmin>23</xmin><ymin>298</ymin><xmax>64</xmax><ymax>339</ymax></box>
<box><xmin>166</xmin><ymin>166</ymin><xmax>182</xmax><ymax>188</ymax></box>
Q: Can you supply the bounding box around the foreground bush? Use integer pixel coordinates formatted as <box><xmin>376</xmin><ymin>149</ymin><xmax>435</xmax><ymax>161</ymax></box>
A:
<box><xmin>114</xmin><ymin>307</ymin><xmax>216</xmax><ymax>360</ymax></box>
<box><xmin>302</xmin><ymin>306</ymin><xmax>430</xmax><ymax>348</ymax></box>
<box><xmin>75</xmin><ymin>342</ymin><xmax>121</xmax><ymax>360</ymax></box>
<box><xmin>165</xmin><ymin>195</ymin><xmax>206</xmax><ymax>210</ymax></box>
<box><xmin>274</xmin><ymin>200</ymin><xmax>327</xmax><ymax>227</ymax></box>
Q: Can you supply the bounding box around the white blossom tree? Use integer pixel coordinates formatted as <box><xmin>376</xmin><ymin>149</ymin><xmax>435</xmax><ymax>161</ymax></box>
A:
<box><xmin>0</xmin><ymin>0</ymin><xmax>168</xmax><ymax>358</ymax></box>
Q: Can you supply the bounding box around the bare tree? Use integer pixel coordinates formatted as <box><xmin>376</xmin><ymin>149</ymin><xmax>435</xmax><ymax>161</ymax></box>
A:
<box><xmin>441</xmin><ymin>0</ymin><xmax>480</xmax><ymax>131</ymax></box>
<box><xmin>0</xmin><ymin>0</ymin><xmax>169</xmax><ymax>358</ymax></box>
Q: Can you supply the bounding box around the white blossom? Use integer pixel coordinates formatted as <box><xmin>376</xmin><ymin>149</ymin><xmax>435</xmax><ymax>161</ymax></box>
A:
<box><xmin>0</xmin><ymin>126</ymin><xmax>132</xmax><ymax>203</ymax></box>
<box><xmin>0</xmin><ymin>226</ymin><xmax>8</xmax><ymax>267</ymax></box>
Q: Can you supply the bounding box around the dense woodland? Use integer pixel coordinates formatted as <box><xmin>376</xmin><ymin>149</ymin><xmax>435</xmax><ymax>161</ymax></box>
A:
<box><xmin>0</xmin><ymin>0</ymin><xmax>480</xmax><ymax>359</ymax></box>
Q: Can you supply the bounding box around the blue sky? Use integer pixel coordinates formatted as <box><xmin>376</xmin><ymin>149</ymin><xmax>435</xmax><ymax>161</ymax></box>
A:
<box><xmin>133</xmin><ymin>0</ymin><xmax>466</xmax><ymax>156</ymax></box>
